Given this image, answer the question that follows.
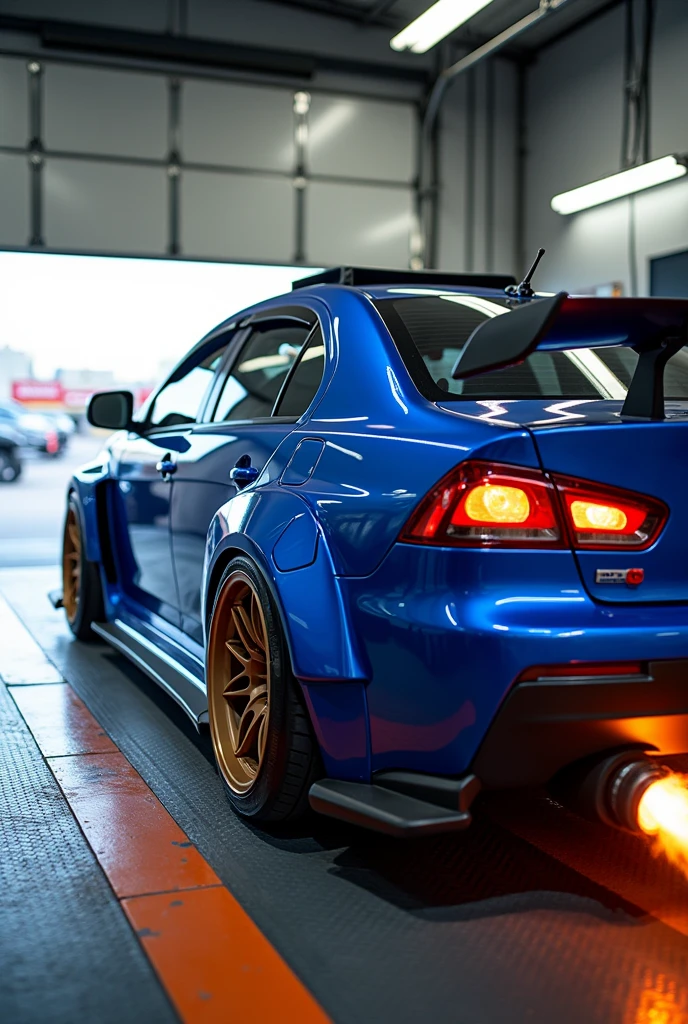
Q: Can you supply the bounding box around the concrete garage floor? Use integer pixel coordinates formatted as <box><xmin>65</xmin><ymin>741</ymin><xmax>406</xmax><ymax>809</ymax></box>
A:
<box><xmin>2</xmin><ymin>567</ymin><xmax>688</xmax><ymax>1023</ymax></box>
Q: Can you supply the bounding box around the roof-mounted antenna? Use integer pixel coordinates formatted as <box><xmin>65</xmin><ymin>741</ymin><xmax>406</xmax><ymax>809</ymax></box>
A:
<box><xmin>506</xmin><ymin>248</ymin><xmax>546</xmax><ymax>300</ymax></box>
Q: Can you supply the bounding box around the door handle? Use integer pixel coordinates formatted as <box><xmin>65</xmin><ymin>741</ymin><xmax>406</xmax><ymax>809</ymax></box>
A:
<box><xmin>230</xmin><ymin>454</ymin><xmax>259</xmax><ymax>489</ymax></box>
<box><xmin>156</xmin><ymin>454</ymin><xmax>177</xmax><ymax>479</ymax></box>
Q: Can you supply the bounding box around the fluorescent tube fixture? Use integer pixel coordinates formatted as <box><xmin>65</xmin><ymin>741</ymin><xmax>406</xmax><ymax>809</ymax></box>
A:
<box><xmin>391</xmin><ymin>0</ymin><xmax>495</xmax><ymax>54</ymax></box>
<box><xmin>551</xmin><ymin>155</ymin><xmax>688</xmax><ymax>215</ymax></box>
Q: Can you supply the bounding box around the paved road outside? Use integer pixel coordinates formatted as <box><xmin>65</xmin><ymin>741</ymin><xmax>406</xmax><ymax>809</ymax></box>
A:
<box><xmin>0</xmin><ymin>433</ymin><xmax>104</xmax><ymax>567</ymax></box>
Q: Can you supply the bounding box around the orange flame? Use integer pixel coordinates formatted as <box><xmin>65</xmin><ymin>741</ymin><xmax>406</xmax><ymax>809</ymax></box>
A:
<box><xmin>637</xmin><ymin>773</ymin><xmax>688</xmax><ymax>879</ymax></box>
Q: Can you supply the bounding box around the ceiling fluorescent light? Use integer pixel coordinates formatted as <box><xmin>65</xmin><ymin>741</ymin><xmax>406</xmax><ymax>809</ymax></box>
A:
<box><xmin>391</xmin><ymin>0</ymin><xmax>495</xmax><ymax>54</ymax></box>
<box><xmin>551</xmin><ymin>155</ymin><xmax>688</xmax><ymax>215</ymax></box>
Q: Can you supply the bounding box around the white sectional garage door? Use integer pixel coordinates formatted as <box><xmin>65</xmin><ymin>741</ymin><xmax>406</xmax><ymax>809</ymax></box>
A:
<box><xmin>0</xmin><ymin>55</ymin><xmax>417</xmax><ymax>267</ymax></box>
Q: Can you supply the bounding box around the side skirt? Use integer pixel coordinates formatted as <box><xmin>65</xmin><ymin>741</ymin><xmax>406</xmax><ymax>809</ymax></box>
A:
<box><xmin>309</xmin><ymin>773</ymin><xmax>480</xmax><ymax>837</ymax></box>
<box><xmin>91</xmin><ymin>619</ymin><xmax>208</xmax><ymax>728</ymax></box>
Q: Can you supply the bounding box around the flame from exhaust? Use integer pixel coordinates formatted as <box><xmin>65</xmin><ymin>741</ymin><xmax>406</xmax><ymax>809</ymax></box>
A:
<box><xmin>637</xmin><ymin>773</ymin><xmax>688</xmax><ymax>879</ymax></box>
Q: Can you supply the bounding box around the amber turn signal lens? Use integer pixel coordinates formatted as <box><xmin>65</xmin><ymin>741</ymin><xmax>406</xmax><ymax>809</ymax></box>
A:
<box><xmin>463</xmin><ymin>484</ymin><xmax>530</xmax><ymax>524</ymax></box>
<box><xmin>570</xmin><ymin>500</ymin><xmax>628</xmax><ymax>532</ymax></box>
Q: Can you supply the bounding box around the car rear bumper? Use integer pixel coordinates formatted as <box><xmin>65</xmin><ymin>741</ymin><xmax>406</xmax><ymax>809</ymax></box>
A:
<box><xmin>471</xmin><ymin>659</ymin><xmax>688</xmax><ymax>788</ymax></box>
<box><xmin>343</xmin><ymin>544</ymin><xmax>688</xmax><ymax>778</ymax></box>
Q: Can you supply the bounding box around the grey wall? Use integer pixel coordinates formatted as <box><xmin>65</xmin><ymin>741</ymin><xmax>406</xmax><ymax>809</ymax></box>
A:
<box><xmin>437</xmin><ymin>59</ymin><xmax>519</xmax><ymax>278</ymax></box>
<box><xmin>525</xmin><ymin>0</ymin><xmax>688</xmax><ymax>295</ymax></box>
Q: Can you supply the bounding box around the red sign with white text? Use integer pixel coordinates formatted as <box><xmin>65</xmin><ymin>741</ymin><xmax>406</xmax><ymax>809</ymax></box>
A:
<box><xmin>12</xmin><ymin>380</ymin><xmax>63</xmax><ymax>403</ymax></box>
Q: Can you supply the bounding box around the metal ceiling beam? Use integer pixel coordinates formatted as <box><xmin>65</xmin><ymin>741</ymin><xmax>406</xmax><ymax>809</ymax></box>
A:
<box><xmin>529</xmin><ymin>0</ymin><xmax>625</xmax><ymax>52</ymax></box>
<box><xmin>0</xmin><ymin>14</ymin><xmax>429</xmax><ymax>85</ymax></box>
<box><xmin>262</xmin><ymin>0</ymin><xmax>399</xmax><ymax>28</ymax></box>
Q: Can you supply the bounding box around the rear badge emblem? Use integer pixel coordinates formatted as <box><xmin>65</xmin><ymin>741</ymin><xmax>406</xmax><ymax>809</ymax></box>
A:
<box><xmin>595</xmin><ymin>568</ymin><xmax>644</xmax><ymax>586</ymax></box>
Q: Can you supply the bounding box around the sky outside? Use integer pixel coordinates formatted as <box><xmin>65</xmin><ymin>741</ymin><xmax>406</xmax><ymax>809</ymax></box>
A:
<box><xmin>0</xmin><ymin>251</ymin><xmax>320</xmax><ymax>383</ymax></box>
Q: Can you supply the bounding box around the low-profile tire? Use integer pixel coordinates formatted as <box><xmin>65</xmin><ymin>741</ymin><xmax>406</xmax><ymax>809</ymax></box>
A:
<box><xmin>206</xmin><ymin>556</ymin><xmax>322</xmax><ymax>824</ymax></box>
<box><xmin>62</xmin><ymin>494</ymin><xmax>105</xmax><ymax>641</ymax></box>
<box><xmin>0</xmin><ymin>448</ymin><xmax>21</xmax><ymax>482</ymax></box>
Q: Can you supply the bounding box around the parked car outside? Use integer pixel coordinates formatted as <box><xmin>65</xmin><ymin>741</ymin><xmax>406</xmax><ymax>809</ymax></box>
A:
<box><xmin>0</xmin><ymin>422</ymin><xmax>24</xmax><ymax>482</ymax></box>
<box><xmin>0</xmin><ymin>401</ymin><xmax>63</xmax><ymax>456</ymax></box>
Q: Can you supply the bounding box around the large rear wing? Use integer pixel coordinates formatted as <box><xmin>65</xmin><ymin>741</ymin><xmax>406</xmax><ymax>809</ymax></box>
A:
<box><xmin>451</xmin><ymin>293</ymin><xmax>688</xmax><ymax>419</ymax></box>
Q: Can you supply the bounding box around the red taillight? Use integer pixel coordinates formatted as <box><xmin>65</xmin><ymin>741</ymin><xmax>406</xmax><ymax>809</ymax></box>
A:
<box><xmin>401</xmin><ymin>461</ymin><xmax>563</xmax><ymax>548</ymax></box>
<box><xmin>402</xmin><ymin>461</ymin><xmax>668</xmax><ymax>551</ymax></box>
<box><xmin>45</xmin><ymin>430</ymin><xmax>59</xmax><ymax>454</ymax></box>
<box><xmin>552</xmin><ymin>474</ymin><xmax>667</xmax><ymax>550</ymax></box>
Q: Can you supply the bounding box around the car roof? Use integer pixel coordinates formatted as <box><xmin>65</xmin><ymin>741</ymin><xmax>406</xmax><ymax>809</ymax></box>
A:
<box><xmin>324</xmin><ymin>283</ymin><xmax>512</xmax><ymax>301</ymax></box>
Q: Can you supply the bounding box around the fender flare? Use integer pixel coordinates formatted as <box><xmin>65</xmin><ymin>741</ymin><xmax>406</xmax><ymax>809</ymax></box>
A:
<box><xmin>203</xmin><ymin>489</ymin><xmax>369</xmax><ymax>684</ymax></box>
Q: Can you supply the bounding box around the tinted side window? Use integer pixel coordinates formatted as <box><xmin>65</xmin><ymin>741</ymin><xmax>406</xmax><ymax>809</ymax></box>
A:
<box><xmin>212</xmin><ymin>323</ymin><xmax>310</xmax><ymax>422</ymax></box>
<box><xmin>148</xmin><ymin>345</ymin><xmax>226</xmax><ymax>428</ymax></box>
<box><xmin>275</xmin><ymin>327</ymin><xmax>325</xmax><ymax>417</ymax></box>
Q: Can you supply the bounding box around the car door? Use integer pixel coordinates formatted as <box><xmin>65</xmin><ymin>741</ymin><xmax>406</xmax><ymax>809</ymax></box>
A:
<box><xmin>114</xmin><ymin>339</ymin><xmax>228</xmax><ymax>626</ymax></box>
<box><xmin>170</xmin><ymin>310</ymin><xmax>325</xmax><ymax>644</ymax></box>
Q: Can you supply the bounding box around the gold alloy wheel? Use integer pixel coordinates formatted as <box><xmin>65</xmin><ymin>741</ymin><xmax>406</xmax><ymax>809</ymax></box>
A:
<box><xmin>207</xmin><ymin>571</ymin><xmax>271</xmax><ymax>794</ymax></box>
<box><xmin>62</xmin><ymin>504</ymin><xmax>81</xmax><ymax>624</ymax></box>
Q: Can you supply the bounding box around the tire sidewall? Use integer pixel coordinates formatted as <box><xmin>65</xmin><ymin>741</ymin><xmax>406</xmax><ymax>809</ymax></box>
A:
<box><xmin>208</xmin><ymin>556</ymin><xmax>296</xmax><ymax>820</ymax></box>
<box><xmin>0</xmin><ymin>448</ymin><xmax>20</xmax><ymax>482</ymax></box>
<box><xmin>63</xmin><ymin>492</ymin><xmax>104</xmax><ymax>640</ymax></box>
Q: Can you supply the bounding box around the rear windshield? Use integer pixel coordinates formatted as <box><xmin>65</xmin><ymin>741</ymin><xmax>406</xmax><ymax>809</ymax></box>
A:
<box><xmin>375</xmin><ymin>294</ymin><xmax>688</xmax><ymax>401</ymax></box>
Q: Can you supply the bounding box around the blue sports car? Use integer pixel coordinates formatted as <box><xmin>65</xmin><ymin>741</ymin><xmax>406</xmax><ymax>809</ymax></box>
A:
<box><xmin>61</xmin><ymin>265</ymin><xmax>688</xmax><ymax>836</ymax></box>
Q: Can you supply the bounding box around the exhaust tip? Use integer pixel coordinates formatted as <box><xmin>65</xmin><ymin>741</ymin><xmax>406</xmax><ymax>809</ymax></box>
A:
<box><xmin>552</xmin><ymin>749</ymin><xmax>668</xmax><ymax>833</ymax></box>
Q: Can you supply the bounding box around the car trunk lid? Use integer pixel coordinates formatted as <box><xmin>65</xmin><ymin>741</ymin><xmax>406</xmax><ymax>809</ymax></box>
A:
<box><xmin>438</xmin><ymin>398</ymin><xmax>688</xmax><ymax>603</ymax></box>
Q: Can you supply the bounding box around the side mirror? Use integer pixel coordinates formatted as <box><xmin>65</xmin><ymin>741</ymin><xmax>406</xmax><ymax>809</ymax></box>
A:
<box><xmin>87</xmin><ymin>390</ymin><xmax>134</xmax><ymax>431</ymax></box>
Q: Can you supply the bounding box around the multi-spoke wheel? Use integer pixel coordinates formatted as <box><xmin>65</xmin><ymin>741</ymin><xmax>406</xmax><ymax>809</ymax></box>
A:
<box><xmin>207</xmin><ymin>556</ymin><xmax>321</xmax><ymax>823</ymax></box>
<box><xmin>63</xmin><ymin>503</ymin><xmax>82</xmax><ymax>624</ymax></box>
<box><xmin>61</xmin><ymin>494</ymin><xmax>104</xmax><ymax>641</ymax></box>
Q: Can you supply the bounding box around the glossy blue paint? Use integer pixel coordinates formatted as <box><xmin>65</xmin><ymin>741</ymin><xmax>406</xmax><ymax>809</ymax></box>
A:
<box><xmin>301</xmin><ymin>681</ymin><xmax>371</xmax><ymax>781</ymax></box>
<box><xmin>69</xmin><ymin>280</ymin><xmax>688</xmax><ymax>787</ymax></box>
<box><xmin>532</xmin><ymin>417</ymin><xmax>688</xmax><ymax>604</ymax></box>
<box><xmin>205</xmin><ymin>487</ymin><xmax>368</xmax><ymax>684</ymax></box>
<box><xmin>170</xmin><ymin>420</ymin><xmax>295</xmax><ymax>643</ymax></box>
<box><xmin>344</xmin><ymin>543</ymin><xmax>688</xmax><ymax>775</ymax></box>
<box><xmin>281</xmin><ymin>438</ymin><xmax>325</xmax><ymax>486</ymax></box>
<box><xmin>273</xmin><ymin>513</ymin><xmax>319</xmax><ymax>572</ymax></box>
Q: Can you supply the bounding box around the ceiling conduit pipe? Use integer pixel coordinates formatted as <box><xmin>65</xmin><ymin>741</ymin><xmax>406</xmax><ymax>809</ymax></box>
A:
<box><xmin>417</xmin><ymin>0</ymin><xmax>581</xmax><ymax>267</ymax></box>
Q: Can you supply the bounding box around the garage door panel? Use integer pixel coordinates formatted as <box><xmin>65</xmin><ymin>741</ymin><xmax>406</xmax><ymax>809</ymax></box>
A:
<box><xmin>0</xmin><ymin>57</ymin><xmax>28</xmax><ymax>148</ymax></box>
<box><xmin>181</xmin><ymin>81</ymin><xmax>294</xmax><ymax>172</ymax></box>
<box><xmin>308</xmin><ymin>95</ymin><xmax>415</xmax><ymax>184</ymax></box>
<box><xmin>44</xmin><ymin>159</ymin><xmax>167</xmax><ymax>253</ymax></box>
<box><xmin>0</xmin><ymin>154</ymin><xmax>29</xmax><ymax>246</ymax></box>
<box><xmin>44</xmin><ymin>65</ymin><xmax>167</xmax><ymax>159</ymax></box>
<box><xmin>306</xmin><ymin>181</ymin><xmax>412</xmax><ymax>266</ymax></box>
<box><xmin>181</xmin><ymin>171</ymin><xmax>294</xmax><ymax>262</ymax></box>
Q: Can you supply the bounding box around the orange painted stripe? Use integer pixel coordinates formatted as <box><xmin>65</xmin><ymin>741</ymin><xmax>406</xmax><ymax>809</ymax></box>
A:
<box><xmin>124</xmin><ymin>887</ymin><xmax>331</xmax><ymax>1024</ymax></box>
<box><xmin>49</xmin><ymin>751</ymin><xmax>221</xmax><ymax>899</ymax></box>
<box><xmin>10</xmin><ymin>683</ymin><xmax>117</xmax><ymax>757</ymax></box>
<box><xmin>11</xmin><ymin>679</ymin><xmax>330</xmax><ymax>1023</ymax></box>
